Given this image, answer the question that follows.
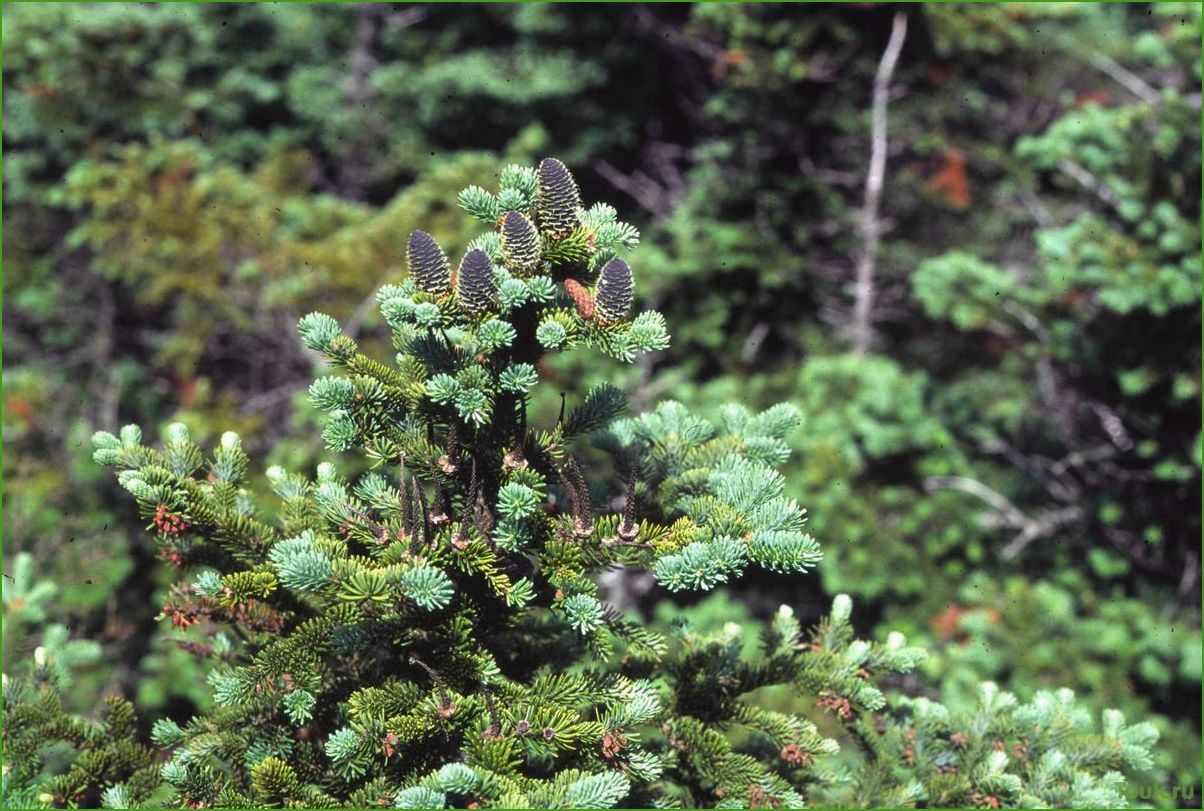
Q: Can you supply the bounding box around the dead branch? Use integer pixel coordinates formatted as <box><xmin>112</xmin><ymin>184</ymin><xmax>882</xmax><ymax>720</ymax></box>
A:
<box><xmin>851</xmin><ymin>11</ymin><xmax>908</xmax><ymax>356</ymax></box>
<box><xmin>923</xmin><ymin>474</ymin><xmax>1082</xmax><ymax>561</ymax></box>
<box><xmin>1087</xmin><ymin>52</ymin><xmax>1161</xmax><ymax>105</ymax></box>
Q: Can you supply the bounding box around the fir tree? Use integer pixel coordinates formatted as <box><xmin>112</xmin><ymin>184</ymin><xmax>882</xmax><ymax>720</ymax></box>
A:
<box><xmin>24</xmin><ymin>157</ymin><xmax>1156</xmax><ymax>809</ymax></box>
<box><xmin>82</xmin><ymin>158</ymin><xmax>817</xmax><ymax>808</ymax></box>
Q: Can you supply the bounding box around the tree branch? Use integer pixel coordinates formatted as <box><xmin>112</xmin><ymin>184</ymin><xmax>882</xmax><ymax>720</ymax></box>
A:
<box><xmin>923</xmin><ymin>474</ymin><xmax>1081</xmax><ymax>561</ymax></box>
<box><xmin>595</xmin><ymin>160</ymin><xmax>674</xmax><ymax>219</ymax></box>
<box><xmin>1057</xmin><ymin>159</ymin><xmax>1125</xmax><ymax>215</ymax></box>
<box><xmin>1087</xmin><ymin>52</ymin><xmax>1160</xmax><ymax>105</ymax></box>
<box><xmin>924</xmin><ymin>475</ymin><xmax>1027</xmax><ymax>528</ymax></box>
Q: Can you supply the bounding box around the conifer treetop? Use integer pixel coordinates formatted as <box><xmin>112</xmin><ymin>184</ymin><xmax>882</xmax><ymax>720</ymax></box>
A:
<box><xmin>81</xmin><ymin>157</ymin><xmax>1157</xmax><ymax>811</ymax></box>
<box><xmin>88</xmin><ymin>158</ymin><xmax>823</xmax><ymax>808</ymax></box>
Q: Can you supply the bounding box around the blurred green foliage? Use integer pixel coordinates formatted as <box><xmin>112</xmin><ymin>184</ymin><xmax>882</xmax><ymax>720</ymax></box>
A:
<box><xmin>916</xmin><ymin>573</ymin><xmax>1201</xmax><ymax>792</ymax></box>
<box><xmin>2</xmin><ymin>3</ymin><xmax>1199</xmax><ymax>806</ymax></box>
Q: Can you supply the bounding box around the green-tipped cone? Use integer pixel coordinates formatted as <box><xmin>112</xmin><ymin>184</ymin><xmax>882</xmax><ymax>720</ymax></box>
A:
<box><xmin>536</xmin><ymin>157</ymin><xmax>581</xmax><ymax>237</ymax></box>
<box><xmin>500</xmin><ymin>211</ymin><xmax>542</xmax><ymax>275</ymax></box>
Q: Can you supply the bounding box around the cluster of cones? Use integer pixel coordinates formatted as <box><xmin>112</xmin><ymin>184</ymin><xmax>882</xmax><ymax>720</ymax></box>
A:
<box><xmin>405</xmin><ymin>158</ymin><xmax>634</xmax><ymax>325</ymax></box>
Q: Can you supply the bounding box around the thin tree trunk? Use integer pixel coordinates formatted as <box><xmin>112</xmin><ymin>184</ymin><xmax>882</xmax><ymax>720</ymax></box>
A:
<box><xmin>851</xmin><ymin>11</ymin><xmax>908</xmax><ymax>356</ymax></box>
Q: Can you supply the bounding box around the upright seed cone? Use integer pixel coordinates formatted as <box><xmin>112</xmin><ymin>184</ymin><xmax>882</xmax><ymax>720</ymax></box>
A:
<box><xmin>595</xmin><ymin>258</ymin><xmax>634</xmax><ymax>324</ymax></box>
<box><xmin>457</xmin><ymin>249</ymin><xmax>497</xmax><ymax>314</ymax></box>
<box><xmin>500</xmin><ymin>211</ymin><xmax>542</xmax><ymax>275</ymax></box>
<box><xmin>536</xmin><ymin>157</ymin><xmax>581</xmax><ymax>237</ymax></box>
<box><xmin>407</xmin><ymin>230</ymin><xmax>451</xmax><ymax>295</ymax></box>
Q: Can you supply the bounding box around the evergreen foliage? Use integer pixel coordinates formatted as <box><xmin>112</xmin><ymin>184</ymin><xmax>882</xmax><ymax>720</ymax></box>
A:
<box><xmin>2</xmin><ymin>564</ymin><xmax>164</xmax><ymax>810</ymax></box>
<box><xmin>73</xmin><ymin>159</ymin><xmax>815</xmax><ymax>807</ymax></box>
<box><xmin>3</xmin><ymin>7</ymin><xmax>1196</xmax><ymax>804</ymax></box>
<box><xmin>642</xmin><ymin>595</ymin><xmax>1157</xmax><ymax>809</ymax></box>
<box><xmin>0</xmin><ymin>160</ymin><xmax>1137</xmax><ymax>809</ymax></box>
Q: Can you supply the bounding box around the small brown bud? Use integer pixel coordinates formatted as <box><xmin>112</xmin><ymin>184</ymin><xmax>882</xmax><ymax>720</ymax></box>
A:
<box><xmin>779</xmin><ymin>742</ymin><xmax>812</xmax><ymax>767</ymax></box>
<box><xmin>563</xmin><ymin>278</ymin><xmax>595</xmax><ymax>320</ymax></box>
<box><xmin>601</xmin><ymin>729</ymin><xmax>628</xmax><ymax>760</ymax></box>
<box><xmin>503</xmin><ymin>448</ymin><xmax>529</xmax><ymax>471</ymax></box>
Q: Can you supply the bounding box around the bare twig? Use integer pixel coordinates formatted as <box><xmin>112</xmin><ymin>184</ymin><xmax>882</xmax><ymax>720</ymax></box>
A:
<box><xmin>1047</xmin><ymin>443</ymin><xmax>1117</xmax><ymax>479</ymax></box>
<box><xmin>337</xmin><ymin>5</ymin><xmax>383</xmax><ymax>199</ymax></box>
<box><xmin>924</xmin><ymin>475</ymin><xmax>1027</xmax><ymax>528</ymax></box>
<box><xmin>1103</xmin><ymin>525</ymin><xmax>1166</xmax><ymax>576</ymax></box>
<box><xmin>998</xmin><ymin>505</ymin><xmax>1082</xmax><ymax>560</ymax></box>
<box><xmin>1001</xmin><ymin>300</ymin><xmax>1052</xmax><ymax>343</ymax></box>
<box><xmin>1057</xmin><ymin>159</ymin><xmax>1125</xmax><ymax>215</ymax></box>
<box><xmin>1090</xmin><ymin>402</ymin><xmax>1134</xmax><ymax>451</ymax></box>
<box><xmin>1175</xmin><ymin>551</ymin><xmax>1199</xmax><ymax>602</ymax></box>
<box><xmin>1019</xmin><ymin>188</ymin><xmax>1055</xmax><ymax>229</ymax></box>
<box><xmin>384</xmin><ymin>5</ymin><xmax>427</xmax><ymax>31</ymax></box>
<box><xmin>742</xmin><ymin>322</ymin><xmax>771</xmax><ymax>366</ymax></box>
<box><xmin>239</xmin><ymin>384</ymin><xmax>304</xmax><ymax>415</ymax></box>
<box><xmin>797</xmin><ymin>156</ymin><xmax>861</xmax><ymax>188</ymax></box>
<box><xmin>980</xmin><ymin>436</ymin><xmax>1080</xmax><ymax>503</ymax></box>
<box><xmin>924</xmin><ymin>474</ymin><xmax>1081</xmax><ymax>561</ymax></box>
<box><xmin>1087</xmin><ymin>52</ymin><xmax>1161</xmax><ymax>105</ymax></box>
<box><xmin>595</xmin><ymin>158</ymin><xmax>681</xmax><ymax>219</ymax></box>
<box><xmin>851</xmin><ymin>11</ymin><xmax>908</xmax><ymax>356</ymax></box>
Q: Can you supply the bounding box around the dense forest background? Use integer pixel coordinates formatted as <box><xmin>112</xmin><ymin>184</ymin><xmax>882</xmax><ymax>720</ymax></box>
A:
<box><xmin>2</xmin><ymin>3</ymin><xmax>1200</xmax><ymax>804</ymax></box>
